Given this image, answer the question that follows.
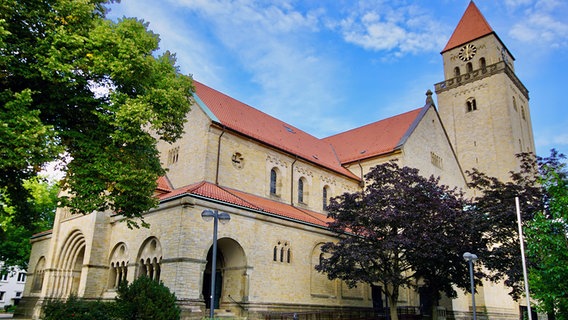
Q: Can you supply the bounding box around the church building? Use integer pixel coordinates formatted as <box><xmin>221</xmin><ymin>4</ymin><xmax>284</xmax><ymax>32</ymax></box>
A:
<box><xmin>15</xmin><ymin>2</ymin><xmax>535</xmax><ymax>319</ymax></box>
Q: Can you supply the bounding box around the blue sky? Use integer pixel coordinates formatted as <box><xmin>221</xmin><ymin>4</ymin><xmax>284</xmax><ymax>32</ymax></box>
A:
<box><xmin>108</xmin><ymin>0</ymin><xmax>568</xmax><ymax>159</ymax></box>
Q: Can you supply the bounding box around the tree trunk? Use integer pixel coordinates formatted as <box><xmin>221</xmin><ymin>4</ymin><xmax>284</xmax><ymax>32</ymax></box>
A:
<box><xmin>389</xmin><ymin>296</ymin><xmax>399</xmax><ymax>320</ymax></box>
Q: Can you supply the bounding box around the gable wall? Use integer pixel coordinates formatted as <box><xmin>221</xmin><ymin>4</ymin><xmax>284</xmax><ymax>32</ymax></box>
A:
<box><xmin>400</xmin><ymin>107</ymin><xmax>468</xmax><ymax>192</ymax></box>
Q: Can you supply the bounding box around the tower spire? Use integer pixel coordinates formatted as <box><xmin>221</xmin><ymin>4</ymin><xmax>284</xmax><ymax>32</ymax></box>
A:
<box><xmin>442</xmin><ymin>1</ymin><xmax>494</xmax><ymax>53</ymax></box>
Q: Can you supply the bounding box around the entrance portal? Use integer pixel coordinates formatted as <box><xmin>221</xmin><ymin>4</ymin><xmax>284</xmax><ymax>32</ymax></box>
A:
<box><xmin>201</xmin><ymin>237</ymin><xmax>248</xmax><ymax>312</ymax></box>
<box><xmin>202</xmin><ymin>248</ymin><xmax>224</xmax><ymax>310</ymax></box>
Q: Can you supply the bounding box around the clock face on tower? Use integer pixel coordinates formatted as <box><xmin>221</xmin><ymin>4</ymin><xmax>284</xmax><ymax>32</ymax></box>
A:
<box><xmin>458</xmin><ymin>44</ymin><xmax>477</xmax><ymax>61</ymax></box>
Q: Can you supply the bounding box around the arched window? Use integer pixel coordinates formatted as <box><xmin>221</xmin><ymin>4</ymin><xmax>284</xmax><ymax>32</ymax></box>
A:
<box><xmin>273</xmin><ymin>241</ymin><xmax>291</xmax><ymax>263</ymax></box>
<box><xmin>32</xmin><ymin>257</ymin><xmax>46</xmax><ymax>292</ymax></box>
<box><xmin>298</xmin><ymin>178</ymin><xmax>304</xmax><ymax>203</ymax></box>
<box><xmin>466</xmin><ymin>98</ymin><xmax>477</xmax><ymax>112</ymax></box>
<box><xmin>322</xmin><ymin>186</ymin><xmax>330</xmax><ymax>210</ymax></box>
<box><xmin>273</xmin><ymin>246</ymin><xmax>278</xmax><ymax>261</ymax></box>
<box><xmin>270</xmin><ymin>168</ymin><xmax>278</xmax><ymax>195</ymax></box>
<box><xmin>137</xmin><ymin>237</ymin><xmax>162</xmax><ymax>282</ymax></box>
<box><xmin>466</xmin><ymin>62</ymin><xmax>473</xmax><ymax>73</ymax></box>
<box><xmin>454</xmin><ymin>67</ymin><xmax>461</xmax><ymax>78</ymax></box>
<box><xmin>512</xmin><ymin>96</ymin><xmax>518</xmax><ymax>111</ymax></box>
<box><xmin>479</xmin><ymin>57</ymin><xmax>486</xmax><ymax>71</ymax></box>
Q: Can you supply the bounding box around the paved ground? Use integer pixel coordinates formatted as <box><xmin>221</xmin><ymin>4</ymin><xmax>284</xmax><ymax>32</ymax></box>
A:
<box><xmin>0</xmin><ymin>314</ymin><xmax>13</xmax><ymax>319</ymax></box>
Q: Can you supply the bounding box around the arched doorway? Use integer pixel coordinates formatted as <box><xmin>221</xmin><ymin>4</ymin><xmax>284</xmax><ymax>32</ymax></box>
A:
<box><xmin>202</xmin><ymin>237</ymin><xmax>248</xmax><ymax>312</ymax></box>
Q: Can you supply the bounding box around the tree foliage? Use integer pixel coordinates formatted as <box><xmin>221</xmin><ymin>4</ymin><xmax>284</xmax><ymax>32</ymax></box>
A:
<box><xmin>42</xmin><ymin>295</ymin><xmax>117</xmax><ymax>320</ymax></box>
<box><xmin>525</xmin><ymin>150</ymin><xmax>568</xmax><ymax>318</ymax></box>
<box><xmin>0</xmin><ymin>177</ymin><xmax>58</xmax><ymax>270</ymax></box>
<box><xmin>0</xmin><ymin>0</ymin><xmax>194</xmax><ymax>229</ymax></box>
<box><xmin>467</xmin><ymin>153</ymin><xmax>545</xmax><ymax>299</ymax></box>
<box><xmin>42</xmin><ymin>277</ymin><xmax>180</xmax><ymax>320</ymax></box>
<box><xmin>115</xmin><ymin>276</ymin><xmax>180</xmax><ymax>320</ymax></box>
<box><xmin>316</xmin><ymin>161</ymin><xmax>482</xmax><ymax>320</ymax></box>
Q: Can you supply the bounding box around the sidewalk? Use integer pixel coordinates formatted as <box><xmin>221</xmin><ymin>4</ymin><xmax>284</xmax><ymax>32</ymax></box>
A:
<box><xmin>0</xmin><ymin>314</ymin><xmax>13</xmax><ymax>319</ymax></box>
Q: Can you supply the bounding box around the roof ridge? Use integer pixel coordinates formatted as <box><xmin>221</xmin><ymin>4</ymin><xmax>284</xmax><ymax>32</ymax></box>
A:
<box><xmin>323</xmin><ymin>107</ymin><xmax>423</xmax><ymax>140</ymax></box>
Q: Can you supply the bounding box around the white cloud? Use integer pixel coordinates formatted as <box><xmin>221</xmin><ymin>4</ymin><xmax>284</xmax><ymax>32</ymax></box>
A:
<box><xmin>508</xmin><ymin>0</ymin><xmax>568</xmax><ymax>48</ymax></box>
<box><xmin>333</xmin><ymin>2</ymin><xmax>447</xmax><ymax>56</ymax></box>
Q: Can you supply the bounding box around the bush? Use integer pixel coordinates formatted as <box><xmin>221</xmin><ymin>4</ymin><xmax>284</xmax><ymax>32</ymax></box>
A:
<box><xmin>116</xmin><ymin>276</ymin><xmax>180</xmax><ymax>320</ymax></box>
<box><xmin>42</xmin><ymin>277</ymin><xmax>179</xmax><ymax>320</ymax></box>
<box><xmin>4</xmin><ymin>304</ymin><xmax>15</xmax><ymax>313</ymax></box>
<box><xmin>42</xmin><ymin>295</ymin><xmax>117</xmax><ymax>320</ymax></box>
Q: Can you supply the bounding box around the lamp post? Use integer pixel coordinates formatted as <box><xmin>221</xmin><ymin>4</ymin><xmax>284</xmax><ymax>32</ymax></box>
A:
<box><xmin>202</xmin><ymin>209</ymin><xmax>231</xmax><ymax>320</ymax></box>
<box><xmin>463</xmin><ymin>252</ymin><xmax>478</xmax><ymax>320</ymax></box>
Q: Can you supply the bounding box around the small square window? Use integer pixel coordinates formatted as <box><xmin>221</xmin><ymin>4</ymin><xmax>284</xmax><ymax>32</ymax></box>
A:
<box><xmin>17</xmin><ymin>272</ymin><xmax>26</xmax><ymax>282</ymax></box>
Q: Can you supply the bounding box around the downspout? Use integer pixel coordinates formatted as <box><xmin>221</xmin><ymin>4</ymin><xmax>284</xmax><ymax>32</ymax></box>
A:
<box><xmin>290</xmin><ymin>157</ymin><xmax>298</xmax><ymax>206</ymax></box>
<box><xmin>358</xmin><ymin>160</ymin><xmax>365</xmax><ymax>189</ymax></box>
<box><xmin>215</xmin><ymin>126</ymin><xmax>226</xmax><ymax>185</ymax></box>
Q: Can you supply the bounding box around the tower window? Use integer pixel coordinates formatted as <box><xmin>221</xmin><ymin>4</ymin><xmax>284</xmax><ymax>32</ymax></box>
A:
<box><xmin>512</xmin><ymin>96</ymin><xmax>517</xmax><ymax>111</ymax></box>
<box><xmin>521</xmin><ymin>106</ymin><xmax>526</xmax><ymax>120</ymax></box>
<box><xmin>479</xmin><ymin>58</ymin><xmax>487</xmax><ymax>71</ymax></box>
<box><xmin>466</xmin><ymin>98</ymin><xmax>477</xmax><ymax>112</ymax></box>
<box><xmin>466</xmin><ymin>62</ymin><xmax>473</xmax><ymax>73</ymax></box>
<box><xmin>454</xmin><ymin>67</ymin><xmax>461</xmax><ymax>78</ymax></box>
<box><xmin>167</xmin><ymin>147</ymin><xmax>179</xmax><ymax>165</ymax></box>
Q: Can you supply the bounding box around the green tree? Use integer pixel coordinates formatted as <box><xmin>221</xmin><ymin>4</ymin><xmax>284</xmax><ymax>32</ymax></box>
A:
<box><xmin>0</xmin><ymin>177</ymin><xmax>59</xmax><ymax>270</ymax></box>
<box><xmin>0</xmin><ymin>0</ymin><xmax>193</xmax><ymax>229</ymax></box>
<box><xmin>525</xmin><ymin>150</ymin><xmax>568</xmax><ymax>318</ymax></box>
<box><xmin>316</xmin><ymin>161</ymin><xmax>483</xmax><ymax>320</ymax></box>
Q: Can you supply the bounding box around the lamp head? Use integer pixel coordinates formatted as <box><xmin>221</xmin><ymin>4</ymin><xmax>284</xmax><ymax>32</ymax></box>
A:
<box><xmin>218</xmin><ymin>212</ymin><xmax>231</xmax><ymax>224</ymax></box>
<box><xmin>201</xmin><ymin>209</ymin><xmax>215</xmax><ymax>222</ymax></box>
<box><xmin>463</xmin><ymin>252</ymin><xmax>478</xmax><ymax>262</ymax></box>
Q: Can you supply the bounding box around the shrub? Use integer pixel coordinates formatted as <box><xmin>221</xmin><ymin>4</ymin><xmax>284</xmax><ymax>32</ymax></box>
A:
<box><xmin>116</xmin><ymin>276</ymin><xmax>180</xmax><ymax>320</ymax></box>
<box><xmin>42</xmin><ymin>295</ymin><xmax>117</xmax><ymax>320</ymax></box>
<box><xmin>41</xmin><ymin>277</ymin><xmax>179</xmax><ymax>320</ymax></box>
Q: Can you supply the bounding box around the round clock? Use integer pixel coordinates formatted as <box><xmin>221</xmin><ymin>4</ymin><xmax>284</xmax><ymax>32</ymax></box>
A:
<box><xmin>458</xmin><ymin>44</ymin><xmax>477</xmax><ymax>61</ymax></box>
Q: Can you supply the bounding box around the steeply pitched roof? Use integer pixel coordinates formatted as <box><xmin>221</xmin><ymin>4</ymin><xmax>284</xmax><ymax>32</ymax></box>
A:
<box><xmin>442</xmin><ymin>1</ymin><xmax>494</xmax><ymax>53</ymax></box>
<box><xmin>158</xmin><ymin>181</ymin><xmax>331</xmax><ymax>227</ymax></box>
<box><xmin>323</xmin><ymin>107</ymin><xmax>426</xmax><ymax>164</ymax></box>
<box><xmin>192</xmin><ymin>81</ymin><xmax>358</xmax><ymax>180</ymax></box>
<box><xmin>155</xmin><ymin>176</ymin><xmax>173</xmax><ymax>194</ymax></box>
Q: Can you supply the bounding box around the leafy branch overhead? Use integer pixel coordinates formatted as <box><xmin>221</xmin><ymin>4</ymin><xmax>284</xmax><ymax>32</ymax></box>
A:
<box><xmin>0</xmin><ymin>0</ymin><xmax>194</xmax><ymax>227</ymax></box>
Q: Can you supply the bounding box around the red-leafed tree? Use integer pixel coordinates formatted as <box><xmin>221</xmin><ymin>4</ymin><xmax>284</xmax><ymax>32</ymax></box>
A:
<box><xmin>316</xmin><ymin>161</ymin><xmax>485</xmax><ymax>320</ymax></box>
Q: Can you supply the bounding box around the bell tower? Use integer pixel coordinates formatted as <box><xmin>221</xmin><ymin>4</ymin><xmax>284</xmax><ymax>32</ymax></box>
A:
<box><xmin>435</xmin><ymin>1</ymin><xmax>535</xmax><ymax>182</ymax></box>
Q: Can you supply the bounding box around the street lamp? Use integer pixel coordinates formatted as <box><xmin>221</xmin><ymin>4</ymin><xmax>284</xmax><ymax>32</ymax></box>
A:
<box><xmin>202</xmin><ymin>209</ymin><xmax>231</xmax><ymax>319</ymax></box>
<box><xmin>463</xmin><ymin>252</ymin><xmax>478</xmax><ymax>320</ymax></box>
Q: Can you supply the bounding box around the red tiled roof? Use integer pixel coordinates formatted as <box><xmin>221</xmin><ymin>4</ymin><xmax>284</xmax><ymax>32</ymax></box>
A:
<box><xmin>323</xmin><ymin>107</ymin><xmax>425</xmax><ymax>164</ymax></box>
<box><xmin>193</xmin><ymin>81</ymin><xmax>358</xmax><ymax>180</ymax></box>
<box><xmin>442</xmin><ymin>1</ymin><xmax>494</xmax><ymax>53</ymax></box>
<box><xmin>158</xmin><ymin>181</ymin><xmax>331</xmax><ymax>227</ymax></box>
<box><xmin>156</xmin><ymin>176</ymin><xmax>173</xmax><ymax>193</ymax></box>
